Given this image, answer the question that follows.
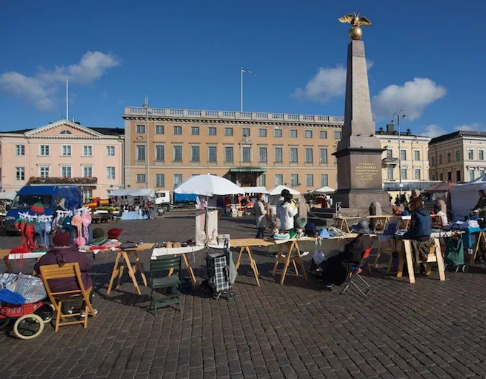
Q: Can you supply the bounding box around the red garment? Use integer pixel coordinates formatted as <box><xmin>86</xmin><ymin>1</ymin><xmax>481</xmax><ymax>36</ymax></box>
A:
<box><xmin>34</xmin><ymin>247</ymin><xmax>93</xmax><ymax>292</ymax></box>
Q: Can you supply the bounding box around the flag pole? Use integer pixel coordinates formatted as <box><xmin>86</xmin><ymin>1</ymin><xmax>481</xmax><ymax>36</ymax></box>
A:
<box><xmin>240</xmin><ymin>67</ymin><xmax>243</xmax><ymax>112</ymax></box>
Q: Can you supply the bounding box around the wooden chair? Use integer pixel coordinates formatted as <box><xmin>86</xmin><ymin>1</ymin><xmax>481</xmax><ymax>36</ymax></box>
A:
<box><xmin>39</xmin><ymin>263</ymin><xmax>95</xmax><ymax>332</ymax></box>
<box><xmin>149</xmin><ymin>256</ymin><xmax>183</xmax><ymax>316</ymax></box>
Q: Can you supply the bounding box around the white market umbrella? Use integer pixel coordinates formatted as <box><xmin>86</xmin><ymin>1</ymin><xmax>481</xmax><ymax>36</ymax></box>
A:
<box><xmin>268</xmin><ymin>185</ymin><xmax>300</xmax><ymax>196</ymax></box>
<box><xmin>312</xmin><ymin>186</ymin><xmax>335</xmax><ymax>194</ymax></box>
<box><xmin>174</xmin><ymin>174</ymin><xmax>242</xmax><ymax>197</ymax></box>
<box><xmin>242</xmin><ymin>186</ymin><xmax>268</xmax><ymax>194</ymax></box>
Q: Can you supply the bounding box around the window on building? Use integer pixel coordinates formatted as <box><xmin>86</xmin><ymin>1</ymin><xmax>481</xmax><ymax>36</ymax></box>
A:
<box><xmin>431</xmin><ymin>156</ymin><xmax>435</xmax><ymax>166</ymax></box>
<box><xmin>39</xmin><ymin>166</ymin><xmax>49</xmax><ymax>178</ymax></box>
<box><xmin>173</xmin><ymin>126</ymin><xmax>182</xmax><ymax>135</ymax></box>
<box><xmin>191</xmin><ymin>126</ymin><xmax>200</xmax><ymax>135</ymax></box>
<box><xmin>260</xmin><ymin>173</ymin><xmax>266</xmax><ymax>187</ymax></box>
<box><xmin>62</xmin><ymin>166</ymin><xmax>72</xmax><ymax>178</ymax></box>
<box><xmin>447</xmin><ymin>172</ymin><xmax>452</xmax><ymax>182</ymax></box>
<box><xmin>242</xmin><ymin>147</ymin><xmax>251</xmax><ymax>163</ymax></box>
<box><xmin>447</xmin><ymin>152</ymin><xmax>451</xmax><ymax>163</ymax></box>
<box><xmin>136</xmin><ymin>125</ymin><xmax>145</xmax><ymax>134</ymax></box>
<box><xmin>155</xmin><ymin>145</ymin><xmax>164</xmax><ymax>161</ymax></box>
<box><xmin>290</xmin><ymin>174</ymin><xmax>299</xmax><ymax>187</ymax></box>
<box><xmin>387</xmin><ymin>167</ymin><xmax>394</xmax><ymax>180</ymax></box>
<box><xmin>40</xmin><ymin>145</ymin><xmax>50</xmax><ymax>156</ymax></box>
<box><xmin>242</xmin><ymin>128</ymin><xmax>250</xmax><ymax>137</ymax></box>
<box><xmin>439</xmin><ymin>173</ymin><xmax>444</xmax><ymax>181</ymax></box>
<box><xmin>480</xmin><ymin>150</ymin><xmax>485</xmax><ymax>161</ymax></box>
<box><xmin>334</xmin><ymin>131</ymin><xmax>342</xmax><ymax>139</ymax></box>
<box><xmin>400</xmin><ymin>168</ymin><xmax>407</xmax><ymax>180</ymax></box>
<box><xmin>173</xmin><ymin>174</ymin><xmax>183</xmax><ymax>188</ymax></box>
<box><xmin>305</xmin><ymin>148</ymin><xmax>313</xmax><ymax>163</ymax></box>
<box><xmin>256</xmin><ymin>147</ymin><xmax>266</xmax><ymax>163</ymax></box>
<box><xmin>431</xmin><ymin>174</ymin><xmax>436</xmax><ymax>181</ymax></box>
<box><xmin>15</xmin><ymin>145</ymin><xmax>25</xmax><ymax>156</ymax></box>
<box><xmin>62</xmin><ymin>145</ymin><xmax>72</xmax><ymax>156</ymax></box>
<box><xmin>414</xmin><ymin>150</ymin><xmax>421</xmax><ymax>161</ymax></box>
<box><xmin>155</xmin><ymin>125</ymin><xmax>164</xmax><ymax>134</ymax></box>
<box><xmin>439</xmin><ymin>155</ymin><xmax>443</xmax><ymax>164</ymax></box>
<box><xmin>256</xmin><ymin>128</ymin><xmax>266</xmax><ymax>138</ymax></box>
<box><xmin>289</xmin><ymin>130</ymin><xmax>298</xmax><ymax>138</ymax></box>
<box><xmin>208</xmin><ymin>127</ymin><xmax>217</xmax><ymax>136</ymax></box>
<box><xmin>320</xmin><ymin>174</ymin><xmax>329</xmax><ymax>187</ymax></box>
<box><xmin>320</xmin><ymin>130</ymin><xmax>328</xmax><ymax>139</ymax></box>
<box><xmin>155</xmin><ymin>174</ymin><xmax>165</xmax><ymax>187</ymax></box>
<box><xmin>305</xmin><ymin>130</ymin><xmax>313</xmax><ymax>138</ymax></box>
<box><xmin>15</xmin><ymin>167</ymin><xmax>25</xmax><ymax>181</ymax></box>
<box><xmin>469</xmin><ymin>170</ymin><xmax>475</xmax><ymax>182</ymax></box>
<box><xmin>224</xmin><ymin>128</ymin><xmax>233</xmax><ymax>136</ymax></box>
<box><xmin>320</xmin><ymin>148</ymin><xmax>328</xmax><ymax>163</ymax></box>
<box><xmin>107</xmin><ymin>167</ymin><xmax>115</xmax><ymax>180</ymax></box>
<box><xmin>225</xmin><ymin>146</ymin><xmax>233</xmax><ymax>163</ymax></box>
<box><xmin>190</xmin><ymin>146</ymin><xmax>200</xmax><ymax>162</ymax></box>
<box><xmin>274</xmin><ymin>147</ymin><xmax>283</xmax><ymax>163</ymax></box>
<box><xmin>83</xmin><ymin>166</ymin><xmax>92</xmax><ymax>177</ymax></box>
<box><xmin>107</xmin><ymin>146</ymin><xmax>115</xmax><ymax>156</ymax></box>
<box><xmin>290</xmin><ymin>148</ymin><xmax>298</xmax><ymax>163</ymax></box>
<box><xmin>306</xmin><ymin>174</ymin><xmax>314</xmax><ymax>187</ymax></box>
<box><xmin>274</xmin><ymin>129</ymin><xmax>282</xmax><ymax>138</ymax></box>
<box><xmin>83</xmin><ymin>145</ymin><xmax>93</xmax><ymax>156</ymax></box>
<box><xmin>136</xmin><ymin>174</ymin><xmax>146</xmax><ymax>183</ymax></box>
<box><xmin>457</xmin><ymin>170</ymin><xmax>461</xmax><ymax>182</ymax></box>
<box><xmin>480</xmin><ymin>169</ymin><xmax>485</xmax><ymax>177</ymax></box>
<box><xmin>414</xmin><ymin>168</ymin><xmax>421</xmax><ymax>180</ymax></box>
<box><xmin>208</xmin><ymin>146</ymin><xmax>217</xmax><ymax>162</ymax></box>
<box><xmin>400</xmin><ymin>150</ymin><xmax>407</xmax><ymax>160</ymax></box>
<box><xmin>136</xmin><ymin>145</ymin><xmax>146</xmax><ymax>161</ymax></box>
<box><xmin>173</xmin><ymin>146</ymin><xmax>183</xmax><ymax>162</ymax></box>
<box><xmin>60</xmin><ymin>130</ymin><xmax>72</xmax><ymax>135</ymax></box>
<box><xmin>386</xmin><ymin>149</ymin><xmax>393</xmax><ymax>158</ymax></box>
<box><xmin>275</xmin><ymin>174</ymin><xmax>283</xmax><ymax>186</ymax></box>
<box><xmin>455</xmin><ymin>150</ymin><xmax>461</xmax><ymax>161</ymax></box>
<box><xmin>468</xmin><ymin>149</ymin><xmax>474</xmax><ymax>160</ymax></box>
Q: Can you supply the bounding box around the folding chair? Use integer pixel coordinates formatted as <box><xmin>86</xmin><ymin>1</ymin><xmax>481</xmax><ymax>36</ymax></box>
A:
<box><xmin>340</xmin><ymin>247</ymin><xmax>372</xmax><ymax>296</ymax></box>
<box><xmin>39</xmin><ymin>263</ymin><xmax>96</xmax><ymax>332</ymax></box>
<box><xmin>149</xmin><ymin>256</ymin><xmax>183</xmax><ymax>316</ymax></box>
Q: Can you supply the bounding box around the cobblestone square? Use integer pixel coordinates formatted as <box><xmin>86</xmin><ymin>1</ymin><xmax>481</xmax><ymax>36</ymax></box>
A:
<box><xmin>1</xmin><ymin>211</ymin><xmax>486</xmax><ymax>378</ymax></box>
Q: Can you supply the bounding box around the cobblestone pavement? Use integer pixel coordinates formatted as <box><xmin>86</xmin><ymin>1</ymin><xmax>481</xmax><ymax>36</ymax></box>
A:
<box><xmin>2</xmin><ymin>211</ymin><xmax>486</xmax><ymax>378</ymax></box>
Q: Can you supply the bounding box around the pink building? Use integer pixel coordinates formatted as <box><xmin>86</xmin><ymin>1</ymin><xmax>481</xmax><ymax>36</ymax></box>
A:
<box><xmin>0</xmin><ymin>120</ymin><xmax>125</xmax><ymax>200</ymax></box>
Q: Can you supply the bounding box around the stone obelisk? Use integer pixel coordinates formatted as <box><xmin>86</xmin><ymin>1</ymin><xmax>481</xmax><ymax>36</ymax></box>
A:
<box><xmin>333</xmin><ymin>14</ymin><xmax>390</xmax><ymax>209</ymax></box>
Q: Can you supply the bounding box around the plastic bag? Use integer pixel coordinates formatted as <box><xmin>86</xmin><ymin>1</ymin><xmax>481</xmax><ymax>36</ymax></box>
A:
<box><xmin>313</xmin><ymin>239</ymin><xmax>326</xmax><ymax>265</ymax></box>
<box><xmin>318</xmin><ymin>228</ymin><xmax>330</xmax><ymax>239</ymax></box>
<box><xmin>7</xmin><ymin>274</ymin><xmax>47</xmax><ymax>303</ymax></box>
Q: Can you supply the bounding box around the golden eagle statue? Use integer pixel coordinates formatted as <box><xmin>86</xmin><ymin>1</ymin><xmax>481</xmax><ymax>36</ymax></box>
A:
<box><xmin>338</xmin><ymin>13</ymin><xmax>372</xmax><ymax>40</ymax></box>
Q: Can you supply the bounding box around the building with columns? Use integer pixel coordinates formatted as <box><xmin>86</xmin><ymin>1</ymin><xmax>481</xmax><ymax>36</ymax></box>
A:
<box><xmin>376</xmin><ymin>124</ymin><xmax>431</xmax><ymax>192</ymax></box>
<box><xmin>429</xmin><ymin>131</ymin><xmax>486</xmax><ymax>183</ymax></box>
<box><xmin>0</xmin><ymin>120</ymin><xmax>125</xmax><ymax>200</ymax></box>
<box><xmin>122</xmin><ymin>107</ymin><xmax>344</xmax><ymax>193</ymax></box>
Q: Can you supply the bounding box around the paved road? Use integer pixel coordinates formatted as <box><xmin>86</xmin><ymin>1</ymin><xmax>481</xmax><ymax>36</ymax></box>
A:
<box><xmin>1</xmin><ymin>211</ymin><xmax>486</xmax><ymax>378</ymax></box>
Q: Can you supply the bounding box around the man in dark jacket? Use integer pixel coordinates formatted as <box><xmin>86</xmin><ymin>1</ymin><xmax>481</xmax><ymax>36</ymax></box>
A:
<box><xmin>320</xmin><ymin>221</ymin><xmax>373</xmax><ymax>291</ymax></box>
<box><xmin>472</xmin><ymin>190</ymin><xmax>486</xmax><ymax>212</ymax></box>
<box><xmin>403</xmin><ymin>197</ymin><xmax>432</xmax><ymax>271</ymax></box>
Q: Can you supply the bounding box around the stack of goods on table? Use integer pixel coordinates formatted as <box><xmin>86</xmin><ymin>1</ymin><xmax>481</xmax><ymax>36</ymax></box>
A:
<box><xmin>155</xmin><ymin>240</ymin><xmax>196</xmax><ymax>248</ymax></box>
<box><xmin>78</xmin><ymin>228</ymin><xmax>124</xmax><ymax>253</ymax></box>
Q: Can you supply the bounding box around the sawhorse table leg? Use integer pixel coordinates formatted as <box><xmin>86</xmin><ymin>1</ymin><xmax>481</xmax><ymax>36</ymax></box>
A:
<box><xmin>469</xmin><ymin>231</ymin><xmax>486</xmax><ymax>266</ymax></box>
<box><xmin>107</xmin><ymin>250</ymin><xmax>147</xmax><ymax>296</ymax></box>
<box><xmin>273</xmin><ymin>241</ymin><xmax>308</xmax><ymax>285</ymax></box>
<box><xmin>236</xmin><ymin>246</ymin><xmax>260</xmax><ymax>286</ymax></box>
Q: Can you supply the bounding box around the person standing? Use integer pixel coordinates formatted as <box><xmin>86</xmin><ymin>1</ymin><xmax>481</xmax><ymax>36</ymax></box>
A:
<box><xmin>276</xmin><ymin>189</ymin><xmax>298</xmax><ymax>233</ymax></box>
<box><xmin>254</xmin><ymin>194</ymin><xmax>266</xmax><ymax>239</ymax></box>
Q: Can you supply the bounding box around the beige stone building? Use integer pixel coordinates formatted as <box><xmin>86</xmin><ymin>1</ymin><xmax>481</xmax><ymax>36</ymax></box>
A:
<box><xmin>122</xmin><ymin>107</ymin><xmax>344</xmax><ymax>192</ymax></box>
<box><xmin>429</xmin><ymin>131</ymin><xmax>486</xmax><ymax>183</ymax></box>
<box><xmin>376</xmin><ymin>124</ymin><xmax>431</xmax><ymax>191</ymax></box>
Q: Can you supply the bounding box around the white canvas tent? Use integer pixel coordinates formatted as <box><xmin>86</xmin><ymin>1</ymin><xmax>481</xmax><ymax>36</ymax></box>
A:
<box><xmin>241</xmin><ymin>187</ymin><xmax>268</xmax><ymax>194</ymax></box>
<box><xmin>0</xmin><ymin>191</ymin><xmax>16</xmax><ymax>201</ymax></box>
<box><xmin>311</xmin><ymin>186</ymin><xmax>335</xmax><ymax>194</ymax></box>
<box><xmin>450</xmin><ymin>174</ymin><xmax>486</xmax><ymax>220</ymax></box>
<box><xmin>268</xmin><ymin>185</ymin><xmax>300</xmax><ymax>196</ymax></box>
<box><xmin>109</xmin><ymin>189</ymin><xmax>155</xmax><ymax>198</ymax></box>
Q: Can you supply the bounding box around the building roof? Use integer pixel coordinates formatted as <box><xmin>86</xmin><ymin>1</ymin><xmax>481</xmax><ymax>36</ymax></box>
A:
<box><xmin>429</xmin><ymin>130</ymin><xmax>486</xmax><ymax>145</ymax></box>
<box><xmin>375</xmin><ymin>124</ymin><xmax>420</xmax><ymax>137</ymax></box>
<box><xmin>0</xmin><ymin>123</ymin><xmax>124</xmax><ymax>136</ymax></box>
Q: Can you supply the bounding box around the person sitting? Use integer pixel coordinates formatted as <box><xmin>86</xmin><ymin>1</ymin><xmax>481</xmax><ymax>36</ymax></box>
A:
<box><xmin>320</xmin><ymin>221</ymin><xmax>373</xmax><ymax>291</ymax></box>
<box><xmin>472</xmin><ymin>190</ymin><xmax>486</xmax><ymax>212</ymax></box>
<box><xmin>34</xmin><ymin>232</ymin><xmax>97</xmax><ymax>317</ymax></box>
<box><xmin>403</xmin><ymin>197</ymin><xmax>432</xmax><ymax>271</ymax></box>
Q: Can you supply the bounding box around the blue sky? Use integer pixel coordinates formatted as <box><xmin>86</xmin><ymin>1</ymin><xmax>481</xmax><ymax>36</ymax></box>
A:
<box><xmin>0</xmin><ymin>0</ymin><xmax>484</xmax><ymax>137</ymax></box>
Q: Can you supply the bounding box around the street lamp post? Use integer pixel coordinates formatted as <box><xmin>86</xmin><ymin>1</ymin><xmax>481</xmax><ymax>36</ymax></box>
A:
<box><xmin>392</xmin><ymin>110</ymin><xmax>406</xmax><ymax>198</ymax></box>
<box><xmin>143</xmin><ymin>97</ymin><xmax>150</xmax><ymax>188</ymax></box>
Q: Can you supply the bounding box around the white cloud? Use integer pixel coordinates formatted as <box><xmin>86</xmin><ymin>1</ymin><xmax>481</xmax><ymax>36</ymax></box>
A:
<box><xmin>420</xmin><ymin>124</ymin><xmax>447</xmax><ymax>138</ymax></box>
<box><xmin>292</xmin><ymin>59</ymin><xmax>374</xmax><ymax>103</ymax></box>
<box><xmin>0</xmin><ymin>51</ymin><xmax>120</xmax><ymax>111</ymax></box>
<box><xmin>455</xmin><ymin>123</ymin><xmax>483</xmax><ymax>132</ymax></box>
<box><xmin>372</xmin><ymin>78</ymin><xmax>446</xmax><ymax>121</ymax></box>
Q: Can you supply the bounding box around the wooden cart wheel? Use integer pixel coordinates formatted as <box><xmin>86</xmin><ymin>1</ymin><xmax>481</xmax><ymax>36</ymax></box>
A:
<box><xmin>35</xmin><ymin>304</ymin><xmax>55</xmax><ymax>324</ymax></box>
<box><xmin>13</xmin><ymin>314</ymin><xmax>44</xmax><ymax>340</ymax></box>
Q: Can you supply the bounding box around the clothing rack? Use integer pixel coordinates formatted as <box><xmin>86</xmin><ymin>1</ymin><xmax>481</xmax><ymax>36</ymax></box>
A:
<box><xmin>56</xmin><ymin>210</ymin><xmax>73</xmax><ymax>217</ymax></box>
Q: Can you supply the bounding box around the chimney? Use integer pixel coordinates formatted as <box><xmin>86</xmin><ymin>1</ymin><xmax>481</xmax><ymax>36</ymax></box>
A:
<box><xmin>386</xmin><ymin>124</ymin><xmax>394</xmax><ymax>133</ymax></box>
<box><xmin>75</xmin><ymin>121</ymin><xmax>81</xmax><ymax>125</ymax></box>
<box><xmin>406</xmin><ymin>128</ymin><xmax>411</xmax><ymax>136</ymax></box>
<box><xmin>378</xmin><ymin>127</ymin><xmax>384</xmax><ymax>134</ymax></box>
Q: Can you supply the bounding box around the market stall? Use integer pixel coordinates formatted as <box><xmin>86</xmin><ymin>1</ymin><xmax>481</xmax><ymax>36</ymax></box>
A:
<box><xmin>109</xmin><ymin>189</ymin><xmax>155</xmax><ymax>220</ymax></box>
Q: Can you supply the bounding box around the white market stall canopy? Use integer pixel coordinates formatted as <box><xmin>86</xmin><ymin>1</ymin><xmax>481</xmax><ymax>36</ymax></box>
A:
<box><xmin>311</xmin><ymin>186</ymin><xmax>335</xmax><ymax>194</ymax></box>
<box><xmin>0</xmin><ymin>191</ymin><xmax>16</xmax><ymax>201</ymax></box>
<box><xmin>241</xmin><ymin>187</ymin><xmax>268</xmax><ymax>194</ymax></box>
<box><xmin>109</xmin><ymin>189</ymin><xmax>155</xmax><ymax>198</ymax></box>
<box><xmin>450</xmin><ymin>174</ymin><xmax>486</xmax><ymax>220</ymax></box>
<box><xmin>268</xmin><ymin>185</ymin><xmax>300</xmax><ymax>196</ymax></box>
<box><xmin>175</xmin><ymin>174</ymin><xmax>242</xmax><ymax>197</ymax></box>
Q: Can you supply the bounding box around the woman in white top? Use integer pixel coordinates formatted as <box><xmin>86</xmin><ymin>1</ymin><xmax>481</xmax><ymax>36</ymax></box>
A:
<box><xmin>276</xmin><ymin>189</ymin><xmax>298</xmax><ymax>232</ymax></box>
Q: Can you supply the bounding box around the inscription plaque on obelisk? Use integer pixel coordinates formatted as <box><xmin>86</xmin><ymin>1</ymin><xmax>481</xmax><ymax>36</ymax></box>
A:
<box><xmin>333</xmin><ymin>13</ymin><xmax>390</xmax><ymax>209</ymax></box>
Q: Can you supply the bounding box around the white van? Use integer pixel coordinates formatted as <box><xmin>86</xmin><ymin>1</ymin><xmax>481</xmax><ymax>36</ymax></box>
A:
<box><xmin>155</xmin><ymin>190</ymin><xmax>171</xmax><ymax>211</ymax></box>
